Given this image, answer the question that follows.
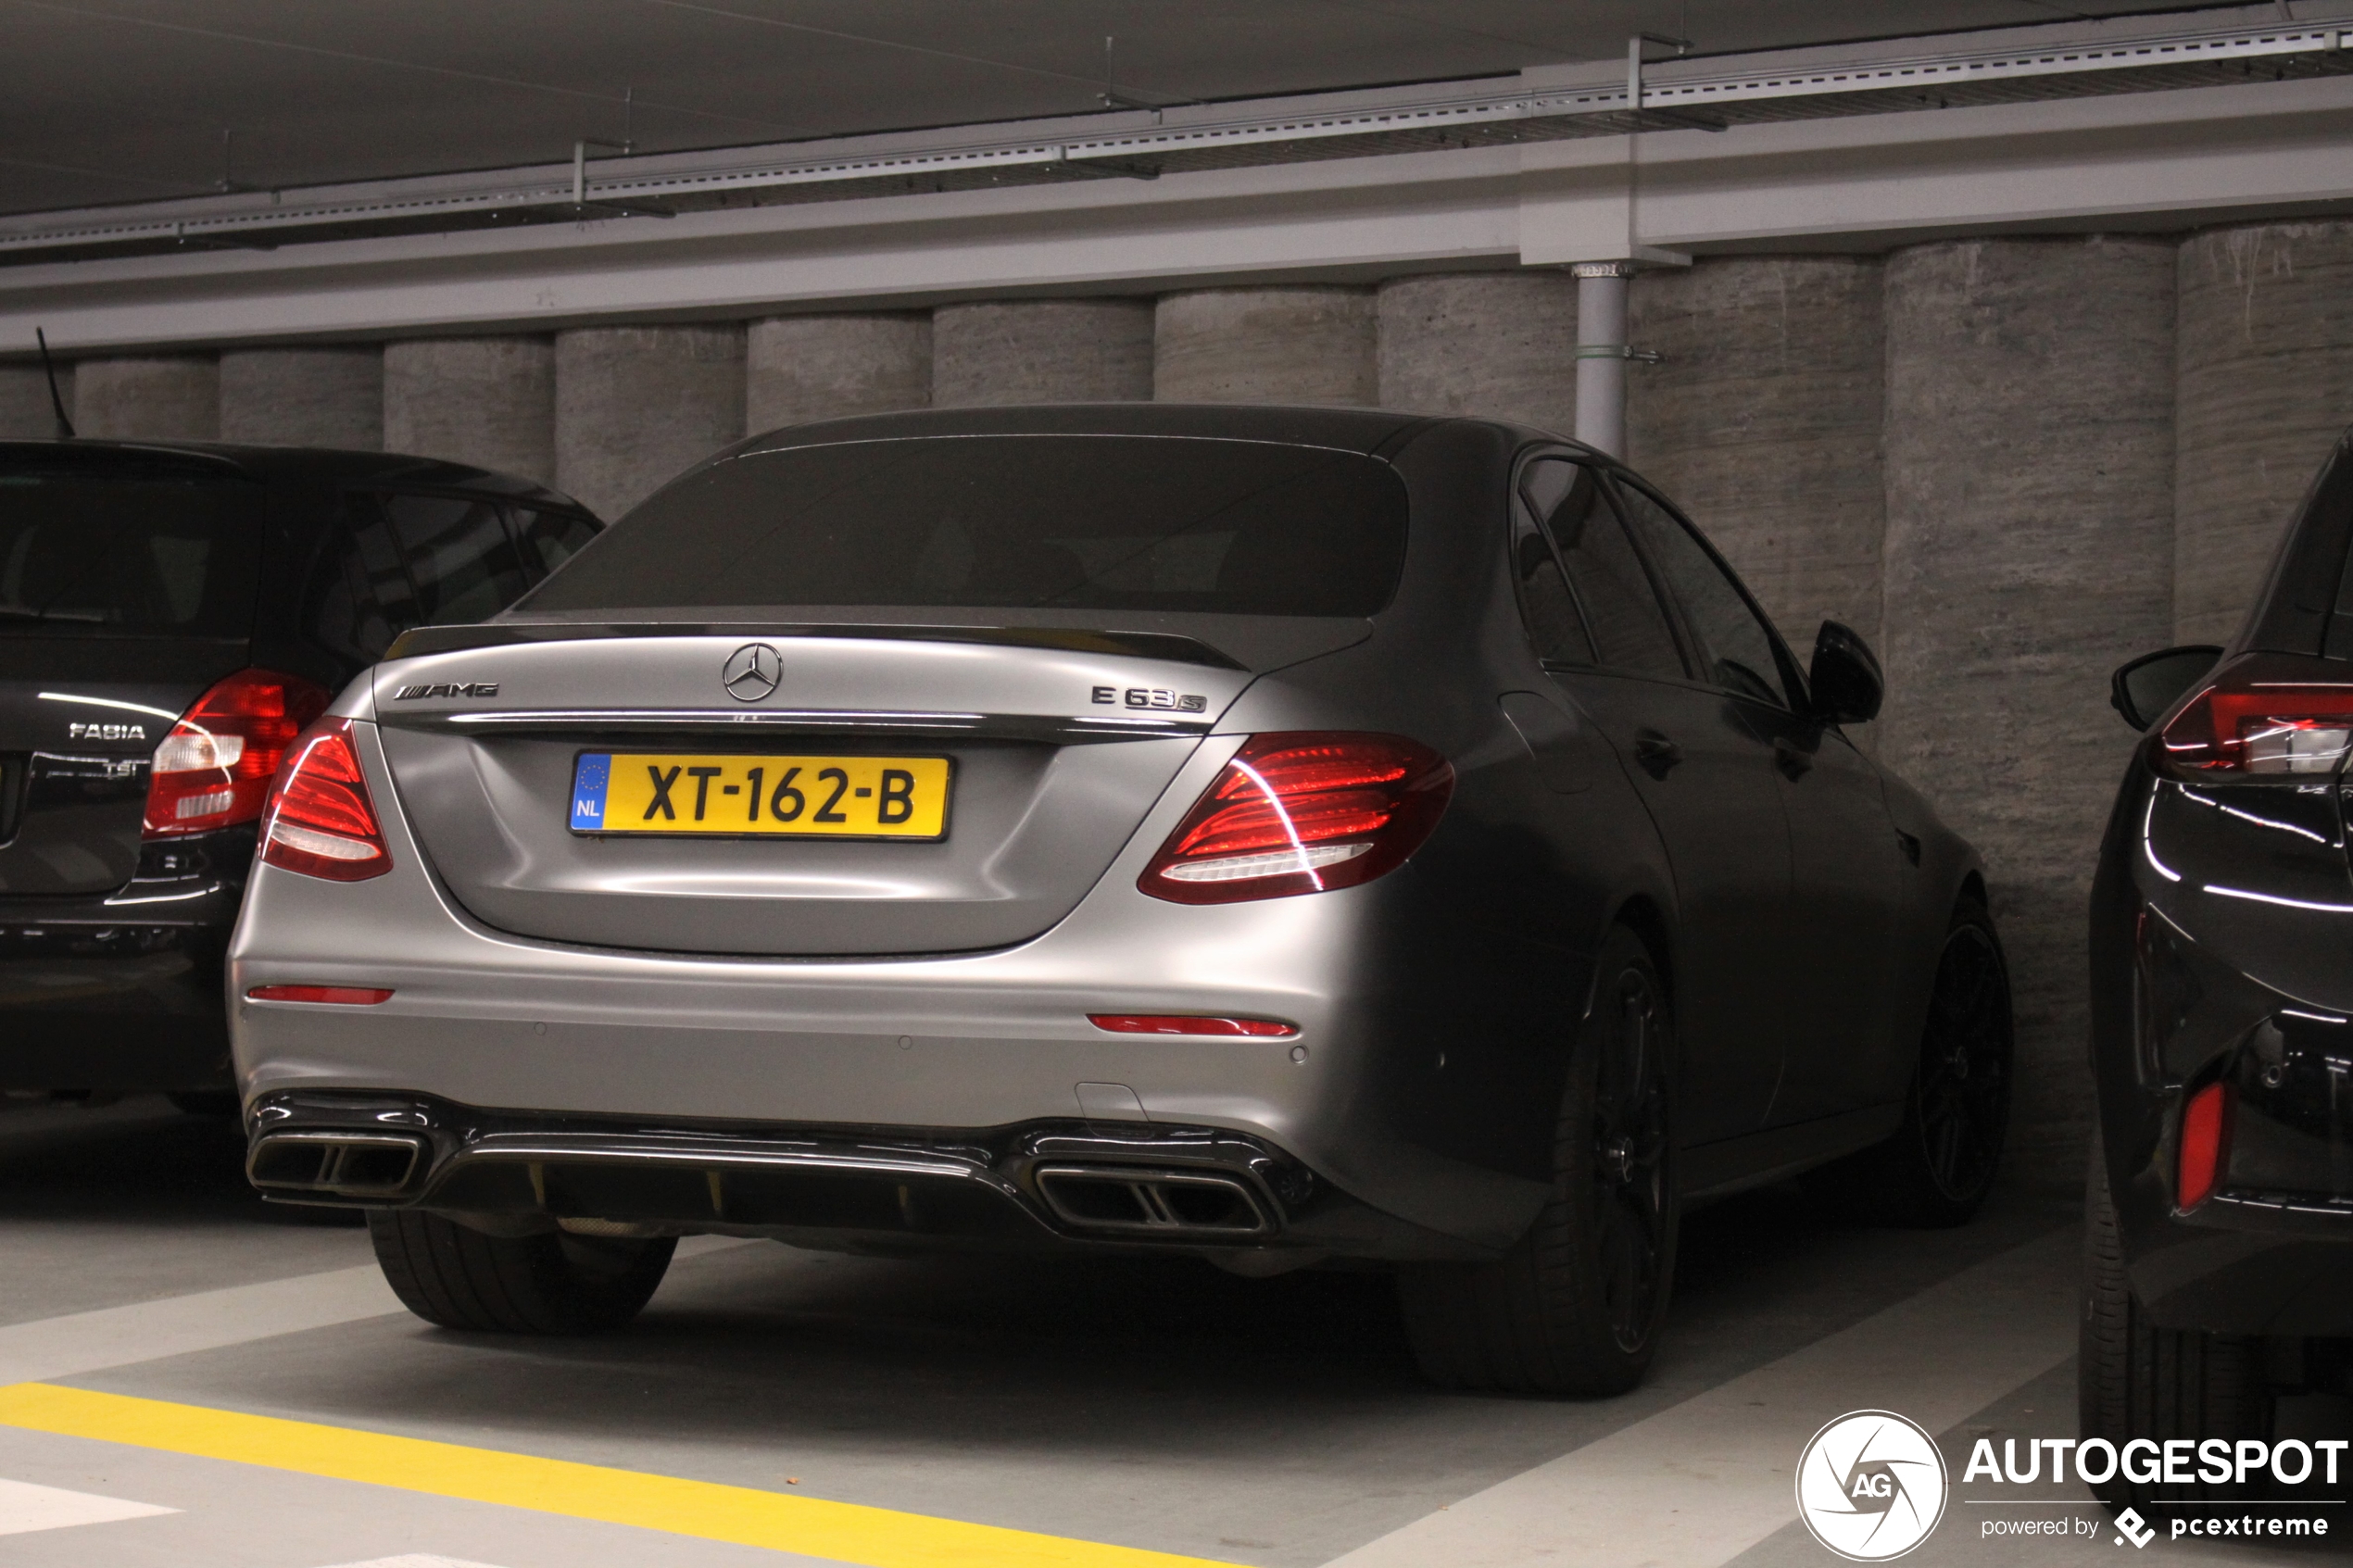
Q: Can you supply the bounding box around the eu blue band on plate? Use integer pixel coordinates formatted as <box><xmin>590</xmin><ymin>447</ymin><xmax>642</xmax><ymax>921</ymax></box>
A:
<box><xmin>570</xmin><ymin>754</ymin><xmax>610</xmax><ymax>831</ymax></box>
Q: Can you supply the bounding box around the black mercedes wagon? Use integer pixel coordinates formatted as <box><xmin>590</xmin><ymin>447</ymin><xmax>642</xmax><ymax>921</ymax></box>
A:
<box><xmin>0</xmin><ymin>440</ymin><xmax>598</xmax><ymax>1106</ymax></box>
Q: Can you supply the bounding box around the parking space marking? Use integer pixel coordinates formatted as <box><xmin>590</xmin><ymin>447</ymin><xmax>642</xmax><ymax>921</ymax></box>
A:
<box><xmin>0</xmin><ymin>1383</ymin><xmax>1243</xmax><ymax>1568</ymax></box>
<box><xmin>0</xmin><ymin>1474</ymin><xmax>177</xmax><ymax>1536</ymax></box>
<box><xmin>0</xmin><ymin>1263</ymin><xmax>403</xmax><ymax>1386</ymax></box>
<box><xmin>1322</xmin><ymin>1224</ymin><xmax>2080</xmax><ymax>1568</ymax></box>
<box><xmin>0</xmin><ymin>1235</ymin><xmax>755</xmax><ymax>1387</ymax></box>
<box><xmin>316</xmin><ymin>1558</ymin><xmax>511</xmax><ymax>1567</ymax></box>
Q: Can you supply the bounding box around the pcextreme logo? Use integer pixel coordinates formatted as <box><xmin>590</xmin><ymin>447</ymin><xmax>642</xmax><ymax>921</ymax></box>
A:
<box><xmin>1796</xmin><ymin>1410</ymin><xmax>1949</xmax><ymax>1561</ymax></box>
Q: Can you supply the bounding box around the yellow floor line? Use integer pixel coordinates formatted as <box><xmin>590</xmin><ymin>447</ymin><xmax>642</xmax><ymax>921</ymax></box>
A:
<box><xmin>0</xmin><ymin>1383</ymin><xmax>1240</xmax><ymax>1568</ymax></box>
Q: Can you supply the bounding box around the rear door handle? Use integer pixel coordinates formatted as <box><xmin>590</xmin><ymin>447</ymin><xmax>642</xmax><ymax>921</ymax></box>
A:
<box><xmin>1774</xmin><ymin>735</ymin><xmax>1813</xmax><ymax>779</ymax></box>
<box><xmin>1634</xmin><ymin>732</ymin><xmax>1682</xmax><ymax>778</ymax></box>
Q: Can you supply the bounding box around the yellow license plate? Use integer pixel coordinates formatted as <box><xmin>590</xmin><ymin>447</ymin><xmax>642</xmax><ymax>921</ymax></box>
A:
<box><xmin>570</xmin><ymin>752</ymin><xmax>951</xmax><ymax>838</ymax></box>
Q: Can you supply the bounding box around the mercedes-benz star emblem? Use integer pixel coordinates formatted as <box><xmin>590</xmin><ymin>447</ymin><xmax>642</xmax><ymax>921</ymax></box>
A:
<box><xmin>722</xmin><ymin>642</ymin><xmax>782</xmax><ymax>702</ymax></box>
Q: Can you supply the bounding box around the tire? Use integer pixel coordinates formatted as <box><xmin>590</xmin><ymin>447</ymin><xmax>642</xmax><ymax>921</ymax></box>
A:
<box><xmin>1397</xmin><ymin>925</ymin><xmax>1679</xmax><ymax>1397</ymax></box>
<box><xmin>2080</xmin><ymin>1137</ymin><xmax>2273</xmax><ymax>1513</ymax></box>
<box><xmin>1810</xmin><ymin>900</ymin><xmax>2012</xmax><ymax>1228</ymax></box>
<box><xmin>367</xmin><ymin>1210</ymin><xmax>675</xmax><ymax>1335</ymax></box>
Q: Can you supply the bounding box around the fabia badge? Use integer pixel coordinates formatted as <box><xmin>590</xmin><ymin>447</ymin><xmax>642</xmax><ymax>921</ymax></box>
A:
<box><xmin>723</xmin><ymin>642</ymin><xmax>782</xmax><ymax>702</ymax></box>
<box><xmin>1795</xmin><ymin>1410</ymin><xmax>1948</xmax><ymax>1561</ymax></box>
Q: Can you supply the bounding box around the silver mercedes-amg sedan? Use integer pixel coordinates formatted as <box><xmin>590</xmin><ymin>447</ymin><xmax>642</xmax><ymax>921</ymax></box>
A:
<box><xmin>233</xmin><ymin>404</ymin><xmax>2009</xmax><ymax>1396</ymax></box>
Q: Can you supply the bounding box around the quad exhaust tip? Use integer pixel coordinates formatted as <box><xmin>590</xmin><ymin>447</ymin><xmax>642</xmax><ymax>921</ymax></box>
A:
<box><xmin>1033</xmin><ymin>1164</ymin><xmax>1274</xmax><ymax>1237</ymax></box>
<box><xmin>247</xmin><ymin>1131</ymin><xmax>426</xmax><ymax>1197</ymax></box>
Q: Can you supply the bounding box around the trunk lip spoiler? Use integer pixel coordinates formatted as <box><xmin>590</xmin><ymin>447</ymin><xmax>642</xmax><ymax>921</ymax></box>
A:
<box><xmin>381</xmin><ymin>707</ymin><xmax>1214</xmax><ymax>744</ymax></box>
<box><xmin>385</xmin><ymin>620</ymin><xmax>1247</xmax><ymax>671</ymax></box>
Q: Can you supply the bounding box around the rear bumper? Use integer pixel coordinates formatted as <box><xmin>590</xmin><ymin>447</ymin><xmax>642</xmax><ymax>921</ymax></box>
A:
<box><xmin>2092</xmin><ymin>777</ymin><xmax>2353</xmax><ymax>1336</ymax></box>
<box><xmin>0</xmin><ymin>833</ymin><xmax>250</xmax><ymax>1091</ymax></box>
<box><xmin>232</xmin><ymin>724</ymin><xmax>1575</xmax><ymax>1258</ymax></box>
<box><xmin>244</xmin><ymin>1090</ymin><xmax>1487</xmax><ymax>1262</ymax></box>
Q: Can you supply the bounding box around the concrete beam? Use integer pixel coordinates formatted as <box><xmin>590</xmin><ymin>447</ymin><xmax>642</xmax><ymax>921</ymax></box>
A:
<box><xmin>6</xmin><ymin>73</ymin><xmax>2353</xmax><ymax>353</ymax></box>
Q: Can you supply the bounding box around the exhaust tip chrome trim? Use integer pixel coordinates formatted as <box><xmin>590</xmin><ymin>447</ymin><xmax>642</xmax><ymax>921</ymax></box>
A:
<box><xmin>247</xmin><ymin>1130</ymin><xmax>426</xmax><ymax>1197</ymax></box>
<box><xmin>1033</xmin><ymin>1164</ymin><xmax>1275</xmax><ymax>1237</ymax></box>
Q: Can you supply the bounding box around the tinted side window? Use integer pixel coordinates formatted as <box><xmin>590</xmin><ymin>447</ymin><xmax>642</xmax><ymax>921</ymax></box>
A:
<box><xmin>1530</xmin><ymin>460</ymin><xmax>1684</xmax><ymax>679</ymax></box>
<box><xmin>378</xmin><ymin>494</ymin><xmax>531</xmax><ymax>624</ymax></box>
<box><xmin>304</xmin><ymin>498</ymin><xmax>413</xmax><ymax>662</ymax></box>
<box><xmin>1613</xmin><ymin>478</ymin><xmax>1793</xmax><ymax>708</ymax></box>
<box><xmin>513</xmin><ymin>507</ymin><xmax>600</xmax><ymax>580</ymax></box>
<box><xmin>1513</xmin><ymin>460</ymin><xmax>1596</xmax><ymax>664</ymax></box>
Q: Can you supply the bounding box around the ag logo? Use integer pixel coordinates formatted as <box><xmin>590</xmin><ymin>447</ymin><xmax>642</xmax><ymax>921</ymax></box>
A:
<box><xmin>1795</xmin><ymin>1410</ymin><xmax>1948</xmax><ymax>1561</ymax></box>
<box><xmin>722</xmin><ymin>642</ymin><xmax>783</xmax><ymax>702</ymax></box>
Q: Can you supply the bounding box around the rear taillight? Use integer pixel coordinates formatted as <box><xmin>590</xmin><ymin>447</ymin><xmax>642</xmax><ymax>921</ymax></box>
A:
<box><xmin>2158</xmin><ymin>675</ymin><xmax>2353</xmax><ymax>776</ymax></box>
<box><xmin>142</xmin><ymin>669</ymin><xmax>332</xmax><ymax>837</ymax></box>
<box><xmin>258</xmin><ymin>719</ymin><xmax>391</xmax><ymax>882</ymax></box>
<box><xmin>2177</xmin><ymin>1080</ymin><xmax>2233</xmax><ymax>1210</ymax></box>
<box><xmin>1139</xmin><ymin>733</ymin><xmax>1453</xmax><ymax>905</ymax></box>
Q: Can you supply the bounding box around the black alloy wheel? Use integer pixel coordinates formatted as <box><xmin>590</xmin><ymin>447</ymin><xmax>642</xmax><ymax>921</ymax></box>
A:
<box><xmin>1915</xmin><ymin>915</ymin><xmax>2012</xmax><ymax>1208</ymax></box>
<box><xmin>1591</xmin><ymin>958</ymin><xmax>1674</xmax><ymax>1351</ymax></box>
<box><xmin>1814</xmin><ymin>900</ymin><xmax>2013</xmax><ymax>1228</ymax></box>
<box><xmin>1398</xmin><ymin>924</ymin><xmax>1680</xmax><ymax>1396</ymax></box>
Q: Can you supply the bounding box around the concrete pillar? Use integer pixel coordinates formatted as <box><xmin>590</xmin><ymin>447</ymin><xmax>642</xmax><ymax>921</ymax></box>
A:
<box><xmin>1626</xmin><ymin>257</ymin><xmax>1886</xmax><ymax>657</ymax></box>
<box><xmin>555</xmin><ymin>324</ymin><xmax>746</xmax><ymax>520</ymax></box>
<box><xmin>1573</xmin><ymin>265</ymin><xmax>1633</xmax><ymax>458</ymax></box>
<box><xmin>0</xmin><ymin>364</ymin><xmax>72</xmax><ymax>439</ymax></box>
<box><xmin>747</xmin><ymin>313</ymin><xmax>931</xmax><ymax>434</ymax></box>
<box><xmin>1375</xmin><ymin>271</ymin><xmax>1578</xmax><ymax>433</ymax></box>
<box><xmin>383</xmin><ymin>337</ymin><xmax>555</xmax><ymax>487</ymax></box>
<box><xmin>1153</xmin><ymin>287</ymin><xmax>1378</xmax><ymax>405</ymax></box>
<box><xmin>219</xmin><ymin>346</ymin><xmax>382</xmax><ymax>449</ymax></box>
<box><xmin>1881</xmin><ymin>237</ymin><xmax>2176</xmax><ymax>1180</ymax></box>
<box><xmin>932</xmin><ymin>299</ymin><xmax>1153</xmax><ymax>407</ymax></box>
<box><xmin>71</xmin><ymin>357</ymin><xmax>219</xmax><ymax>441</ymax></box>
<box><xmin>2176</xmin><ymin>222</ymin><xmax>2353</xmax><ymax>644</ymax></box>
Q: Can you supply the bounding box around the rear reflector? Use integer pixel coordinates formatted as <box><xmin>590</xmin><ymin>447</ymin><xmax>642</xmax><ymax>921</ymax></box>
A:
<box><xmin>258</xmin><ymin>718</ymin><xmax>392</xmax><ymax>882</ymax></box>
<box><xmin>142</xmin><ymin>668</ymin><xmax>332</xmax><ymax>838</ymax></box>
<box><xmin>245</xmin><ymin>985</ymin><xmax>393</xmax><ymax>1005</ymax></box>
<box><xmin>2177</xmin><ymin>1081</ymin><xmax>2233</xmax><ymax>1210</ymax></box>
<box><xmin>1139</xmin><ymin>732</ymin><xmax>1453</xmax><ymax>905</ymax></box>
<box><xmin>1088</xmin><ymin>1014</ymin><xmax>1299</xmax><ymax>1037</ymax></box>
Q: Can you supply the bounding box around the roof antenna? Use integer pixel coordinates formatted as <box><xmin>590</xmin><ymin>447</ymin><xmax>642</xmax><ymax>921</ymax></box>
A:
<box><xmin>35</xmin><ymin>328</ymin><xmax>73</xmax><ymax>440</ymax></box>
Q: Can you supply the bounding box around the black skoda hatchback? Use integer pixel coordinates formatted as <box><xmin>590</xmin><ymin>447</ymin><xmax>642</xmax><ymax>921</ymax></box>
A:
<box><xmin>2087</xmin><ymin>424</ymin><xmax>2353</xmax><ymax>1507</ymax></box>
<box><xmin>0</xmin><ymin>440</ymin><xmax>597</xmax><ymax>1105</ymax></box>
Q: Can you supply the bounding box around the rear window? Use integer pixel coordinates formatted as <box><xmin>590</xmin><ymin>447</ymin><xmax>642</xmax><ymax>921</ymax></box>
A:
<box><xmin>522</xmin><ymin>435</ymin><xmax>1409</xmax><ymax>617</ymax></box>
<box><xmin>0</xmin><ymin>471</ymin><xmax>258</xmax><ymax>638</ymax></box>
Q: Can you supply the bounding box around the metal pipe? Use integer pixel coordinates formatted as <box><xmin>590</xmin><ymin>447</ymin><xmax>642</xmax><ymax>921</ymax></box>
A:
<box><xmin>1574</xmin><ymin>262</ymin><xmax>1634</xmax><ymax>458</ymax></box>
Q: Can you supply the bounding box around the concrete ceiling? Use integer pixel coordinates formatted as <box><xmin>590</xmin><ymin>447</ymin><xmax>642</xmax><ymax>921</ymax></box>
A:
<box><xmin>0</xmin><ymin>0</ymin><xmax>2222</xmax><ymax>218</ymax></box>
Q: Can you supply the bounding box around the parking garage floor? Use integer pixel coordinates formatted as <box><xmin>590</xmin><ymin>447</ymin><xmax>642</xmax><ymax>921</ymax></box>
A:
<box><xmin>0</xmin><ymin>1098</ymin><xmax>2339</xmax><ymax>1568</ymax></box>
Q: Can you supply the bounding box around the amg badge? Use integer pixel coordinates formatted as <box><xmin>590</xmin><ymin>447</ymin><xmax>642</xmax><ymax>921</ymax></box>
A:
<box><xmin>394</xmin><ymin>682</ymin><xmax>500</xmax><ymax>699</ymax></box>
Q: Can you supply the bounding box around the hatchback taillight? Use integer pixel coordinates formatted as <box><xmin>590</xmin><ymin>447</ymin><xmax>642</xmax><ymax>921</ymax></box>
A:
<box><xmin>2158</xmin><ymin>657</ymin><xmax>2353</xmax><ymax>776</ymax></box>
<box><xmin>258</xmin><ymin>719</ymin><xmax>391</xmax><ymax>882</ymax></box>
<box><xmin>1139</xmin><ymin>733</ymin><xmax>1453</xmax><ymax>905</ymax></box>
<box><xmin>142</xmin><ymin>669</ymin><xmax>332</xmax><ymax>837</ymax></box>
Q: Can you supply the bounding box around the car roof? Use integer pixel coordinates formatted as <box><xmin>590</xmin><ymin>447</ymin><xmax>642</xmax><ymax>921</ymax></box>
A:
<box><xmin>0</xmin><ymin>438</ymin><xmax>585</xmax><ymax>507</ymax></box>
<box><xmin>735</xmin><ymin>401</ymin><xmax>1498</xmax><ymax>458</ymax></box>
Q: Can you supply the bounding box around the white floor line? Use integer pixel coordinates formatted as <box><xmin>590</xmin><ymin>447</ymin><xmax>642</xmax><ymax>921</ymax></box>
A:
<box><xmin>0</xmin><ymin>1234</ymin><xmax>753</xmax><ymax>1385</ymax></box>
<box><xmin>0</xmin><ymin>1475</ymin><xmax>177</xmax><ymax>1536</ymax></box>
<box><xmin>314</xmin><ymin>1558</ymin><xmax>513</xmax><ymax>1568</ymax></box>
<box><xmin>1323</xmin><ymin>1224</ymin><xmax>2081</xmax><ymax>1568</ymax></box>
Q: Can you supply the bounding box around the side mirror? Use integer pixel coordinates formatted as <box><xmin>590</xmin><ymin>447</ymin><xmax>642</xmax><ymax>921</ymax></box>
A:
<box><xmin>1808</xmin><ymin>620</ymin><xmax>1882</xmax><ymax>725</ymax></box>
<box><xmin>2111</xmin><ymin>646</ymin><xmax>2222</xmax><ymax>731</ymax></box>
